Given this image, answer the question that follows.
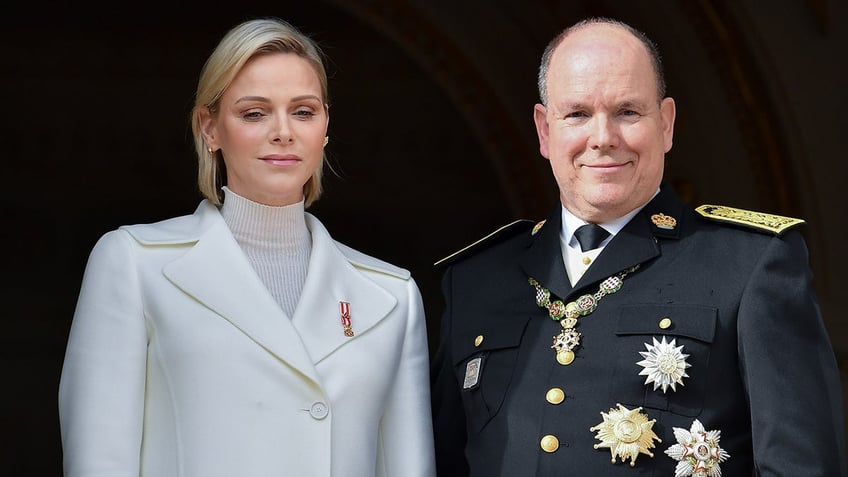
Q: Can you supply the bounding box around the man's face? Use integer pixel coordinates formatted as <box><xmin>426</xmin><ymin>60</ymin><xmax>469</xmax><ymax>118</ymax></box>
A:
<box><xmin>534</xmin><ymin>24</ymin><xmax>676</xmax><ymax>223</ymax></box>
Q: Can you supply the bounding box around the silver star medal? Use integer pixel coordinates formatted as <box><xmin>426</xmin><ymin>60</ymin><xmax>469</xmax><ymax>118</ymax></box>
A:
<box><xmin>664</xmin><ymin>419</ymin><xmax>730</xmax><ymax>477</ymax></box>
<box><xmin>636</xmin><ymin>336</ymin><xmax>690</xmax><ymax>392</ymax></box>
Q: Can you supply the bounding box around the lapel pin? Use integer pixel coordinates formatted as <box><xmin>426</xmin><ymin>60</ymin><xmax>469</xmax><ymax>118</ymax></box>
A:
<box><xmin>651</xmin><ymin>213</ymin><xmax>677</xmax><ymax>230</ymax></box>
<box><xmin>339</xmin><ymin>301</ymin><xmax>354</xmax><ymax>337</ymax></box>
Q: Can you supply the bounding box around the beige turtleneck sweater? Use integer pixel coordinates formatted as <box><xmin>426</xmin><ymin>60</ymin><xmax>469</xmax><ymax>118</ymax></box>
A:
<box><xmin>219</xmin><ymin>187</ymin><xmax>311</xmax><ymax>318</ymax></box>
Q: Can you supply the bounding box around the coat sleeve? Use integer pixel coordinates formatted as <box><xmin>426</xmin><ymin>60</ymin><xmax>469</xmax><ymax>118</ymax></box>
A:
<box><xmin>738</xmin><ymin>231</ymin><xmax>847</xmax><ymax>476</ymax></box>
<box><xmin>430</xmin><ymin>266</ymin><xmax>471</xmax><ymax>476</ymax></box>
<box><xmin>59</xmin><ymin>230</ymin><xmax>147</xmax><ymax>477</ymax></box>
<box><xmin>376</xmin><ymin>277</ymin><xmax>436</xmax><ymax>477</ymax></box>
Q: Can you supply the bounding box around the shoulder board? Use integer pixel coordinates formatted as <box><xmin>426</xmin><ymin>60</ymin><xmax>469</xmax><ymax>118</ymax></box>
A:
<box><xmin>695</xmin><ymin>204</ymin><xmax>805</xmax><ymax>235</ymax></box>
<box><xmin>434</xmin><ymin>219</ymin><xmax>536</xmax><ymax>268</ymax></box>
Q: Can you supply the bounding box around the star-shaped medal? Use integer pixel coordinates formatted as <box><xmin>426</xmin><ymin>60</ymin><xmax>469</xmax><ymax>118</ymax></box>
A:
<box><xmin>664</xmin><ymin>419</ymin><xmax>730</xmax><ymax>477</ymax></box>
<box><xmin>636</xmin><ymin>336</ymin><xmax>690</xmax><ymax>393</ymax></box>
<box><xmin>590</xmin><ymin>403</ymin><xmax>661</xmax><ymax>467</ymax></box>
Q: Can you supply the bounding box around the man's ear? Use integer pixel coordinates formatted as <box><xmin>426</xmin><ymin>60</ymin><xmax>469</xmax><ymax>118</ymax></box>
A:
<box><xmin>660</xmin><ymin>97</ymin><xmax>676</xmax><ymax>153</ymax></box>
<box><xmin>533</xmin><ymin>104</ymin><xmax>551</xmax><ymax>160</ymax></box>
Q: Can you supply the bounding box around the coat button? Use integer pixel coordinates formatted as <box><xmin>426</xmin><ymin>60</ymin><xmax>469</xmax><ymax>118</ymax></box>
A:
<box><xmin>474</xmin><ymin>335</ymin><xmax>484</xmax><ymax>347</ymax></box>
<box><xmin>540</xmin><ymin>434</ymin><xmax>559</xmax><ymax>453</ymax></box>
<box><xmin>545</xmin><ymin>387</ymin><xmax>565</xmax><ymax>405</ymax></box>
<box><xmin>310</xmin><ymin>401</ymin><xmax>329</xmax><ymax>420</ymax></box>
<box><xmin>659</xmin><ymin>317</ymin><xmax>672</xmax><ymax>329</ymax></box>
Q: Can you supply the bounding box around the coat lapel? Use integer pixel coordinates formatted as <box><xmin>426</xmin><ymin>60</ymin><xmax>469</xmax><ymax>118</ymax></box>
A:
<box><xmin>573</xmin><ymin>215</ymin><xmax>660</xmax><ymax>293</ymax></box>
<box><xmin>161</xmin><ymin>205</ymin><xmax>321</xmax><ymax>384</ymax></box>
<box><xmin>521</xmin><ymin>207</ymin><xmax>572</xmax><ymax>300</ymax></box>
<box><xmin>290</xmin><ymin>214</ymin><xmax>398</xmax><ymax>364</ymax></box>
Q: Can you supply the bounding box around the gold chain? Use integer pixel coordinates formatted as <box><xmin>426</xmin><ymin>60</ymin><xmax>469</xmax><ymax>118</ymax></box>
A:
<box><xmin>529</xmin><ymin>265</ymin><xmax>639</xmax><ymax>365</ymax></box>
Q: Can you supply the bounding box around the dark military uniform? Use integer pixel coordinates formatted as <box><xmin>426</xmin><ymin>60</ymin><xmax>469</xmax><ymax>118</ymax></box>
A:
<box><xmin>431</xmin><ymin>185</ymin><xmax>846</xmax><ymax>476</ymax></box>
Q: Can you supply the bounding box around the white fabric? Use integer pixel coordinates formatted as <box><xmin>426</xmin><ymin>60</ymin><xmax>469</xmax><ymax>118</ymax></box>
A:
<box><xmin>59</xmin><ymin>200</ymin><xmax>436</xmax><ymax>477</ymax></box>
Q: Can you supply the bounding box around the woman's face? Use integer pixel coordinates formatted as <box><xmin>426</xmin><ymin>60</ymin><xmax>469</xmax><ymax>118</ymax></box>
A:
<box><xmin>202</xmin><ymin>52</ymin><xmax>328</xmax><ymax>206</ymax></box>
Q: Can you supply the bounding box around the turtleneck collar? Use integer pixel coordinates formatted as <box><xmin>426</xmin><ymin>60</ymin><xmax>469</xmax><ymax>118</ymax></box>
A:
<box><xmin>219</xmin><ymin>186</ymin><xmax>310</xmax><ymax>254</ymax></box>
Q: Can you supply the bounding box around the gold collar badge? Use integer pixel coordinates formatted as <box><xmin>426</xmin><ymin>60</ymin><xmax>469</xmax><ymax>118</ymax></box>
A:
<box><xmin>651</xmin><ymin>213</ymin><xmax>677</xmax><ymax>229</ymax></box>
<box><xmin>590</xmin><ymin>403</ymin><xmax>661</xmax><ymax>466</ymax></box>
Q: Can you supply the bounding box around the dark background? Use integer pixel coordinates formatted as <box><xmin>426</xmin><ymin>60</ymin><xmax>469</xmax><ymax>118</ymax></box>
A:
<box><xmin>2</xmin><ymin>1</ymin><xmax>846</xmax><ymax>474</ymax></box>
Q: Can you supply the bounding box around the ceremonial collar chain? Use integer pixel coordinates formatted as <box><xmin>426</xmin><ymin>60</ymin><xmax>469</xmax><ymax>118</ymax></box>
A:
<box><xmin>529</xmin><ymin>265</ymin><xmax>639</xmax><ymax>365</ymax></box>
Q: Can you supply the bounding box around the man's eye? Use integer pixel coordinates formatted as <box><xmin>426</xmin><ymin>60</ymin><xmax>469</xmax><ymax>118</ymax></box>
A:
<box><xmin>565</xmin><ymin>111</ymin><xmax>588</xmax><ymax>119</ymax></box>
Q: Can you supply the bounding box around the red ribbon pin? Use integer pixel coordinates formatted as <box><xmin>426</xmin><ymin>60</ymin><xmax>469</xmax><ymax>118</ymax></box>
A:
<box><xmin>339</xmin><ymin>301</ymin><xmax>354</xmax><ymax>337</ymax></box>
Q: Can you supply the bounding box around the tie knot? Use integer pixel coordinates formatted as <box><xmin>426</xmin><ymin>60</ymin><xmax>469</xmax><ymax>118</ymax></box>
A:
<box><xmin>574</xmin><ymin>224</ymin><xmax>610</xmax><ymax>252</ymax></box>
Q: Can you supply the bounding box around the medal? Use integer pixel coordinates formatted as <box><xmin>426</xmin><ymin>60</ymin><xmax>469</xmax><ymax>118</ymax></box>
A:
<box><xmin>590</xmin><ymin>403</ymin><xmax>661</xmax><ymax>466</ymax></box>
<box><xmin>530</xmin><ymin>265</ymin><xmax>639</xmax><ymax>365</ymax></box>
<box><xmin>636</xmin><ymin>336</ymin><xmax>691</xmax><ymax>393</ymax></box>
<box><xmin>339</xmin><ymin>301</ymin><xmax>354</xmax><ymax>337</ymax></box>
<box><xmin>664</xmin><ymin>419</ymin><xmax>730</xmax><ymax>476</ymax></box>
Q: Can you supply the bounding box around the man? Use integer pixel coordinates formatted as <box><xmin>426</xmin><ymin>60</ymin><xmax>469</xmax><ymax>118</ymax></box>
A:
<box><xmin>430</xmin><ymin>17</ymin><xmax>846</xmax><ymax>476</ymax></box>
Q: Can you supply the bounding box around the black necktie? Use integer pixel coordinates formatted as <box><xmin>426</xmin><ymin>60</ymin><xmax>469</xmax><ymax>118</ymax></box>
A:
<box><xmin>574</xmin><ymin>224</ymin><xmax>610</xmax><ymax>252</ymax></box>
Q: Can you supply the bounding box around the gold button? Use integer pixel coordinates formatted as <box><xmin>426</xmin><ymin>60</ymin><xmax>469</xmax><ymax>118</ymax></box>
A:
<box><xmin>582</xmin><ymin>256</ymin><xmax>591</xmax><ymax>265</ymax></box>
<box><xmin>546</xmin><ymin>387</ymin><xmax>565</xmax><ymax>405</ymax></box>
<box><xmin>474</xmin><ymin>335</ymin><xmax>484</xmax><ymax>347</ymax></box>
<box><xmin>659</xmin><ymin>317</ymin><xmax>672</xmax><ymax>329</ymax></box>
<box><xmin>540</xmin><ymin>434</ymin><xmax>559</xmax><ymax>453</ymax></box>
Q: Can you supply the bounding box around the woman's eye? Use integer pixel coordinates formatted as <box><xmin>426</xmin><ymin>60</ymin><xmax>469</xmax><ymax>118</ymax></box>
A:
<box><xmin>242</xmin><ymin>110</ymin><xmax>265</xmax><ymax>120</ymax></box>
<box><xmin>294</xmin><ymin>109</ymin><xmax>316</xmax><ymax>118</ymax></box>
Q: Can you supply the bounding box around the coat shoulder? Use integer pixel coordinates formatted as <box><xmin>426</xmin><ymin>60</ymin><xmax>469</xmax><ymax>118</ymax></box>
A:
<box><xmin>335</xmin><ymin>242</ymin><xmax>411</xmax><ymax>280</ymax></box>
<box><xmin>434</xmin><ymin>219</ymin><xmax>538</xmax><ymax>268</ymax></box>
<box><xmin>695</xmin><ymin>204</ymin><xmax>805</xmax><ymax>236</ymax></box>
<box><xmin>120</xmin><ymin>200</ymin><xmax>216</xmax><ymax>245</ymax></box>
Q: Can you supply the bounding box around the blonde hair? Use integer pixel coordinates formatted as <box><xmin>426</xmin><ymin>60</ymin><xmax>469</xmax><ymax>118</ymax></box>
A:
<box><xmin>190</xmin><ymin>18</ymin><xmax>329</xmax><ymax>206</ymax></box>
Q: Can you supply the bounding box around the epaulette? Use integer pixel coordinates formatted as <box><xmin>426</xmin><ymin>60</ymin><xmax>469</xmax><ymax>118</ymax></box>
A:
<box><xmin>434</xmin><ymin>219</ymin><xmax>537</xmax><ymax>268</ymax></box>
<box><xmin>695</xmin><ymin>204</ymin><xmax>805</xmax><ymax>236</ymax></box>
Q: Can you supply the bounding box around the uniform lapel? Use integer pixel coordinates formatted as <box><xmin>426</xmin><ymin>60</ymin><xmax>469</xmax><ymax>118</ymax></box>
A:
<box><xmin>573</xmin><ymin>216</ymin><xmax>660</xmax><ymax>293</ymax></box>
<box><xmin>520</xmin><ymin>187</ymin><xmax>686</xmax><ymax>300</ymax></box>
<box><xmin>290</xmin><ymin>214</ymin><xmax>397</xmax><ymax>364</ymax></box>
<box><xmin>520</xmin><ymin>207</ymin><xmax>572</xmax><ymax>300</ymax></box>
<box><xmin>162</xmin><ymin>206</ymin><xmax>321</xmax><ymax>385</ymax></box>
<box><xmin>572</xmin><ymin>186</ymin><xmax>684</xmax><ymax>295</ymax></box>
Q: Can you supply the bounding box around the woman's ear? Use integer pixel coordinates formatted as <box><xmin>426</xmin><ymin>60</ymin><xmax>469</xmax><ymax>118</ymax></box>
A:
<box><xmin>199</xmin><ymin>107</ymin><xmax>219</xmax><ymax>150</ymax></box>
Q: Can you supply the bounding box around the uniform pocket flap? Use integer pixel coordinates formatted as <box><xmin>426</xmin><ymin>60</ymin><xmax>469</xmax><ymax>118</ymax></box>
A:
<box><xmin>452</xmin><ymin>316</ymin><xmax>531</xmax><ymax>366</ymax></box>
<box><xmin>615</xmin><ymin>304</ymin><xmax>717</xmax><ymax>343</ymax></box>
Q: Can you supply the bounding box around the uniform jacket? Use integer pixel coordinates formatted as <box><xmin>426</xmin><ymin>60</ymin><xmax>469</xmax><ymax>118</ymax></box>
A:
<box><xmin>59</xmin><ymin>200</ymin><xmax>436</xmax><ymax>477</ymax></box>
<box><xmin>431</xmin><ymin>186</ymin><xmax>846</xmax><ymax>476</ymax></box>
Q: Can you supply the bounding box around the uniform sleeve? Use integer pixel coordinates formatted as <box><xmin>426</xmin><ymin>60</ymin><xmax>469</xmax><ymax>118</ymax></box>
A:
<box><xmin>377</xmin><ymin>277</ymin><xmax>436</xmax><ymax>477</ymax></box>
<box><xmin>58</xmin><ymin>230</ymin><xmax>147</xmax><ymax>477</ymax></box>
<box><xmin>738</xmin><ymin>231</ymin><xmax>847</xmax><ymax>476</ymax></box>
<box><xmin>430</xmin><ymin>266</ymin><xmax>470</xmax><ymax>476</ymax></box>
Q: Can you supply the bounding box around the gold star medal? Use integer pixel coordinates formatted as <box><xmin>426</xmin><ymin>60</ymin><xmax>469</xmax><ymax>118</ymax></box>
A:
<box><xmin>590</xmin><ymin>403</ymin><xmax>661</xmax><ymax>466</ymax></box>
<box><xmin>636</xmin><ymin>336</ymin><xmax>691</xmax><ymax>392</ymax></box>
<box><xmin>664</xmin><ymin>419</ymin><xmax>730</xmax><ymax>476</ymax></box>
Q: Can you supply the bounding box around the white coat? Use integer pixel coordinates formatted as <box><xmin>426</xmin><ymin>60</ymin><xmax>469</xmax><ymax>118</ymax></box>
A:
<box><xmin>59</xmin><ymin>200</ymin><xmax>436</xmax><ymax>477</ymax></box>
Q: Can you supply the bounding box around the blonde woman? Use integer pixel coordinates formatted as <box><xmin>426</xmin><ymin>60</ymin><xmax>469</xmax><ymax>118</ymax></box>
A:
<box><xmin>59</xmin><ymin>17</ymin><xmax>435</xmax><ymax>477</ymax></box>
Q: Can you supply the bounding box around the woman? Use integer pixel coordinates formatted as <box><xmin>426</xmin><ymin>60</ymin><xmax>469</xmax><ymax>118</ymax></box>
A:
<box><xmin>59</xmin><ymin>17</ymin><xmax>435</xmax><ymax>477</ymax></box>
